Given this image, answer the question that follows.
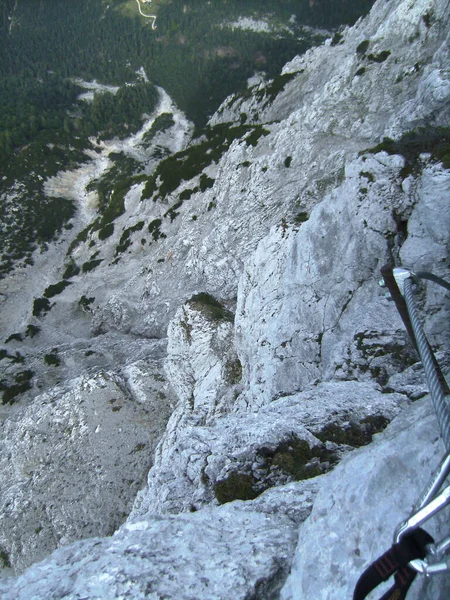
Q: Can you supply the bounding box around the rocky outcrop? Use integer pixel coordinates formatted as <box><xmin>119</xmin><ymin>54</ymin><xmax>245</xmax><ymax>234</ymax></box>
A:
<box><xmin>0</xmin><ymin>0</ymin><xmax>449</xmax><ymax>595</ymax></box>
<box><xmin>0</xmin><ymin>362</ymin><xmax>175</xmax><ymax>573</ymax></box>
<box><xmin>1</xmin><ymin>397</ymin><xmax>448</xmax><ymax>600</ymax></box>
<box><xmin>280</xmin><ymin>398</ymin><xmax>450</xmax><ymax>600</ymax></box>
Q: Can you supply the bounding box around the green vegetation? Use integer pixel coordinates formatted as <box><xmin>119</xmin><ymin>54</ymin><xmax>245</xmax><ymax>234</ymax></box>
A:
<box><xmin>294</xmin><ymin>211</ymin><xmax>309</xmax><ymax>224</ymax></box>
<box><xmin>199</xmin><ymin>174</ymin><xmax>215</xmax><ymax>192</ymax></box>
<box><xmin>26</xmin><ymin>324</ymin><xmax>41</xmax><ymax>338</ymax></box>
<box><xmin>364</xmin><ymin>127</ymin><xmax>450</xmax><ymax>175</ymax></box>
<box><xmin>82</xmin><ymin>258</ymin><xmax>103</xmax><ymax>273</ymax></box>
<box><xmin>225</xmin><ymin>358</ymin><xmax>243</xmax><ymax>385</ymax></box>
<box><xmin>0</xmin><ymin>547</ymin><xmax>11</xmax><ymax>568</ymax></box>
<box><xmin>314</xmin><ymin>415</ymin><xmax>389</xmax><ymax>447</ymax></box>
<box><xmin>0</xmin><ymin>369</ymin><xmax>34</xmax><ymax>404</ymax></box>
<box><xmin>142</xmin><ymin>113</ymin><xmax>175</xmax><ymax>147</ymax></box>
<box><xmin>44</xmin><ymin>351</ymin><xmax>60</xmax><ymax>367</ymax></box>
<box><xmin>284</xmin><ymin>156</ymin><xmax>292</xmax><ymax>168</ymax></box>
<box><xmin>214</xmin><ymin>472</ymin><xmax>259</xmax><ymax>504</ymax></box>
<box><xmin>263</xmin><ymin>71</ymin><xmax>300</xmax><ymax>103</ymax></box>
<box><xmin>0</xmin><ymin>0</ymin><xmax>376</xmax><ymax>277</ymax></box>
<box><xmin>98</xmin><ymin>223</ymin><xmax>115</xmax><ymax>241</ymax></box>
<box><xmin>367</xmin><ymin>50</ymin><xmax>391</xmax><ymax>63</ymax></box>
<box><xmin>79</xmin><ymin>295</ymin><xmax>95</xmax><ymax>312</ymax></box>
<box><xmin>187</xmin><ymin>293</ymin><xmax>234</xmax><ymax>322</ymax></box>
<box><xmin>63</xmin><ymin>261</ymin><xmax>81</xmax><ymax>279</ymax></box>
<box><xmin>4</xmin><ymin>333</ymin><xmax>23</xmax><ymax>343</ymax></box>
<box><xmin>33</xmin><ymin>297</ymin><xmax>52</xmax><ymax>317</ymax></box>
<box><xmin>148</xmin><ymin>218</ymin><xmax>165</xmax><ymax>241</ymax></box>
<box><xmin>356</xmin><ymin>39</ymin><xmax>370</xmax><ymax>55</ymax></box>
<box><xmin>142</xmin><ymin>123</ymin><xmax>269</xmax><ymax>202</ymax></box>
<box><xmin>331</xmin><ymin>31</ymin><xmax>344</xmax><ymax>46</ymax></box>
<box><xmin>360</xmin><ymin>171</ymin><xmax>375</xmax><ymax>183</ymax></box>
<box><xmin>115</xmin><ymin>220</ymin><xmax>145</xmax><ymax>255</ymax></box>
<box><xmin>422</xmin><ymin>10</ymin><xmax>433</xmax><ymax>28</ymax></box>
<box><xmin>214</xmin><ymin>434</ymin><xmax>339</xmax><ymax>504</ymax></box>
<box><xmin>43</xmin><ymin>280</ymin><xmax>72</xmax><ymax>298</ymax></box>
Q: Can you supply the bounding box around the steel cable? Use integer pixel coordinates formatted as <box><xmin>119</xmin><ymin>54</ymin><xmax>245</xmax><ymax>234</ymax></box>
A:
<box><xmin>403</xmin><ymin>277</ymin><xmax>450</xmax><ymax>452</ymax></box>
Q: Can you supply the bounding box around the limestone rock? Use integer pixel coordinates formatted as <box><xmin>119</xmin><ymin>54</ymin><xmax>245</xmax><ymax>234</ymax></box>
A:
<box><xmin>0</xmin><ymin>505</ymin><xmax>299</xmax><ymax>600</ymax></box>
<box><xmin>280</xmin><ymin>397</ymin><xmax>450</xmax><ymax>600</ymax></box>
<box><xmin>132</xmin><ymin>381</ymin><xmax>408</xmax><ymax>517</ymax></box>
<box><xmin>0</xmin><ymin>367</ymin><xmax>174</xmax><ymax>572</ymax></box>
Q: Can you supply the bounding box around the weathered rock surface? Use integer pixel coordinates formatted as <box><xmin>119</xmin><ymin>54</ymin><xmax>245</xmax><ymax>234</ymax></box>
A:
<box><xmin>0</xmin><ymin>0</ymin><xmax>449</xmax><ymax>595</ymax></box>
<box><xmin>0</xmin><ymin>364</ymin><xmax>175</xmax><ymax>572</ymax></box>
<box><xmin>236</xmin><ymin>156</ymin><xmax>450</xmax><ymax>410</ymax></box>
<box><xmin>1</xmin><ymin>397</ymin><xmax>448</xmax><ymax>600</ymax></box>
<box><xmin>280</xmin><ymin>397</ymin><xmax>450</xmax><ymax>600</ymax></box>
<box><xmin>0</xmin><ymin>505</ymin><xmax>299</xmax><ymax>600</ymax></box>
<box><xmin>133</xmin><ymin>377</ymin><xmax>409</xmax><ymax>516</ymax></box>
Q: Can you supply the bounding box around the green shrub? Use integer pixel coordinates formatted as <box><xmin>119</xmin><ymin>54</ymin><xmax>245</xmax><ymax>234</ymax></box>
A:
<box><xmin>63</xmin><ymin>261</ymin><xmax>80</xmax><ymax>279</ymax></box>
<box><xmin>214</xmin><ymin>472</ymin><xmax>259</xmax><ymax>504</ymax></box>
<box><xmin>284</xmin><ymin>156</ymin><xmax>292</xmax><ymax>168</ymax></box>
<box><xmin>356</xmin><ymin>40</ymin><xmax>370</xmax><ymax>55</ymax></box>
<box><xmin>44</xmin><ymin>280</ymin><xmax>72</xmax><ymax>298</ymax></box>
<box><xmin>199</xmin><ymin>173</ymin><xmax>215</xmax><ymax>192</ymax></box>
<box><xmin>179</xmin><ymin>188</ymin><xmax>195</xmax><ymax>201</ymax></box>
<box><xmin>44</xmin><ymin>352</ymin><xmax>60</xmax><ymax>366</ymax></box>
<box><xmin>98</xmin><ymin>223</ymin><xmax>115</xmax><ymax>240</ymax></box>
<box><xmin>265</xmin><ymin>71</ymin><xmax>299</xmax><ymax>102</ymax></box>
<box><xmin>294</xmin><ymin>211</ymin><xmax>309</xmax><ymax>224</ymax></box>
<box><xmin>148</xmin><ymin>218</ymin><xmax>164</xmax><ymax>240</ymax></box>
<box><xmin>367</xmin><ymin>50</ymin><xmax>391</xmax><ymax>63</ymax></box>
<box><xmin>188</xmin><ymin>293</ymin><xmax>234</xmax><ymax>322</ymax></box>
<box><xmin>26</xmin><ymin>324</ymin><xmax>41</xmax><ymax>338</ymax></box>
<box><xmin>33</xmin><ymin>297</ymin><xmax>52</xmax><ymax>317</ymax></box>
<box><xmin>5</xmin><ymin>333</ymin><xmax>23</xmax><ymax>343</ymax></box>
<box><xmin>78</xmin><ymin>296</ymin><xmax>95</xmax><ymax>312</ymax></box>
<box><xmin>331</xmin><ymin>32</ymin><xmax>344</xmax><ymax>46</ymax></box>
<box><xmin>1</xmin><ymin>381</ymin><xmax>32</xmax><ymax>404</ymax></box>
<box><xmin>364</xmin><ymin>127</ymin><xmax>450</xmax><ymax>174</ymax></box>
<box><xmin>82</xmin><ymin>259</ymin><xmax>103</xmax><ymax>273</ymax></box>
<box><xmin>142</xmin><ymin>123</ymin><xmax>269</xmax><ymax>202</ymax></box>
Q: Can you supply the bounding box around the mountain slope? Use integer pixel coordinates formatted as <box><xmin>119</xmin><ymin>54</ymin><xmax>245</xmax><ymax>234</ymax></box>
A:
<box><xmin>0</xmin><ymin>0</ymin><xmax>449</xmax><ymax>597</ymax></box>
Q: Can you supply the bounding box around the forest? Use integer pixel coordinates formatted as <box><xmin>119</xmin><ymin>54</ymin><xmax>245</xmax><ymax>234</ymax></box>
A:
<box><xmin>0</xmin><ymin>0</ymin><xmax>376</xmax><ymax>278</ymax></box>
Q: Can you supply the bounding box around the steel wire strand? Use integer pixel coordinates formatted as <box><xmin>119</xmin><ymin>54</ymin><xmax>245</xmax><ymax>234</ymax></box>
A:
<box><xmin>416</xmin><ymin>272</ymin><xmax>450</xmax><ymax>292</ymax></box>
<box><xmin>403</xmin><ymin>277</ymin><xmax>450</xmax><ymax>452</ymax></box>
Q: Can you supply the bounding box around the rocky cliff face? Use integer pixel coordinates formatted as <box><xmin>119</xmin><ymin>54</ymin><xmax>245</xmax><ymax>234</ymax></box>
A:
<box><xmin>0</xmin><ymin>0</ymin><xmax>449</xmax><ymax>597</ymax></box>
